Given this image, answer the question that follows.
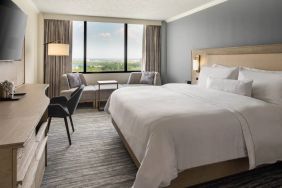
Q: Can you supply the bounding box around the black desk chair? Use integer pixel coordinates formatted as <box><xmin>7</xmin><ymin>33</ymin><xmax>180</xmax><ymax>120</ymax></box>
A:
<box><xmin>47</xmin><ymin>85</ymin><xmax>84</xmax><ymax>145</ymax></box>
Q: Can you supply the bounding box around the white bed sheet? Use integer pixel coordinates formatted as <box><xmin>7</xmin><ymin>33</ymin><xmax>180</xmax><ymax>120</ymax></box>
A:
<box><xmin>108</xmin><ymin>84</ymin><xmax>282</xmax><ymax>188</ymax></box>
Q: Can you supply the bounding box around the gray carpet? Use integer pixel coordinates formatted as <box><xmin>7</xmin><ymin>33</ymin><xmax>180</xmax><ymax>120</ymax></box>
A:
<box><xmin>42</xmin><ymin>108</ymin><xmax>282</xmax><ymax>188</ymax></box>
<box><xmin>41</xmin><ymin>108</ymin><xmax>137</xmax><ymax>188</ymax></box>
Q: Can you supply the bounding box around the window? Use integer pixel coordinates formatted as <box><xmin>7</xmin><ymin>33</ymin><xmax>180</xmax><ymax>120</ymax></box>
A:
<box><xmin>128</xmin><ymin>24</ymin><xmax>143</xmax><ymax>71</ymax></box>
<box><xmin>87</xmin><ymin>22</ymin><xmax>124</xmax><ymax>72</ymax></box>
<box><xmin>72</xmin><ymin>21</ymin><xmax>143</xmax><ymax>73</ymax></box>
<box><xmin>72</xmin><ymin>21</ymin><xmax>84</xmax><ymax>72</ymax></box>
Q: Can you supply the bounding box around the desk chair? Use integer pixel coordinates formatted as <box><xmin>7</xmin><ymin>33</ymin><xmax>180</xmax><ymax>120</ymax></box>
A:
<box><xmin>47</xmin><ymin>85</ymin><xmax>84</xmax><ymax>145</ymax></box>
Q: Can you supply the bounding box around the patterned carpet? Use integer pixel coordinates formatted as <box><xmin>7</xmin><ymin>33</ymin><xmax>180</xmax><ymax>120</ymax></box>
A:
<box><xmin>42</xmin><ymin>107</ymin><xmax>282</xmax><ymax>188</ymax></box>
<box><xmin>41</xmin><ymin>108</ymin><xmax>137</xmax><ymax>188</ymax></box>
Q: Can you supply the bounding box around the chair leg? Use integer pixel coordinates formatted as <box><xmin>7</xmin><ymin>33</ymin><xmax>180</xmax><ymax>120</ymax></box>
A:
<box><xmin>64</xmin><ymin>117</ymin><xmax>72</xmax><ymax>145</ymax></box>
<box><xmin>69</xmin><ymin>115</ymin><xmax>75</xmax><ymax>132</ymax></box>
<box><xmin>47</xmin><ymin>117</ymin><xmax>52</xmax><ymax>133</ymax></box>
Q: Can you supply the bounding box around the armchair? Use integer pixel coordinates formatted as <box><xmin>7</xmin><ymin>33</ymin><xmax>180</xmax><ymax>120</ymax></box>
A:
<box><xmin>127</xmin><ymin>72</ymin><xmax>161</xmax><ymax>85</ymax></box>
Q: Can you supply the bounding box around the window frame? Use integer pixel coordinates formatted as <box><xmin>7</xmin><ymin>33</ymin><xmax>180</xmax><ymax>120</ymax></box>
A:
<box><xmin>73</xmin><ymin>21</ymin><xmax>142</xmax><ymax>74</ymax></box>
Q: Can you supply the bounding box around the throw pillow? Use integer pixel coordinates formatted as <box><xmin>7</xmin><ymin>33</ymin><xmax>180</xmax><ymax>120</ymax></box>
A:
<box><xmin>140</xmin><ymin>72</ymin><xmax>155</xmax><ymax>85</ymax></box>
<box><xmin>67</xmin><ymin>73</ymin><xmax>82</xmax><ymax>88</ymax></box>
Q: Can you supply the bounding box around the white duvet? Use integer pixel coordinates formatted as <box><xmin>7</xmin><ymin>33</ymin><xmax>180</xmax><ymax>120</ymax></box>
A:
<box><xmin>107</xmin><ymin>84</ymin><xmax>282</xmax><ymax>188</ymax></box>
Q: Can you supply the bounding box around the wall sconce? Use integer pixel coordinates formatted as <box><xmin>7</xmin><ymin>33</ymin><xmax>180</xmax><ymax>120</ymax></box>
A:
<box><xmin>193</xmin><ymin>55</ymin><xmax>200</xmax><ymax>72</ymax></box>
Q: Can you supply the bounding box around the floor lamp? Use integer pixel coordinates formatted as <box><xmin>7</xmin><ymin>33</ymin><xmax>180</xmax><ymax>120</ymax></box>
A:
<box><xmin>47</xmin><ymin>43</ymin><xmax>70</xmax><ymax>56</ymax></box>
<box><xmin>45</xmin><ymin>42</ymin><xmax>70</xmax><ymax>96</ymax></box>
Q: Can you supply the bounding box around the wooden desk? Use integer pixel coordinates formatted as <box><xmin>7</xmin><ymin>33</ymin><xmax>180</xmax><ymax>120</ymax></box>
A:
<box><xmin>0</xmin><ymin>84</ymin><xmax>49</xmax><ymax>188</ymax></box>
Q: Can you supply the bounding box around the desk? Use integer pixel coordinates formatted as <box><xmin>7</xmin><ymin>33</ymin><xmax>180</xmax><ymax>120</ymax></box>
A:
<box><xmin>0</xmin><ymin>84</ymin><xmax>49</xmax><ymax>188</ymax></box>
<box><xmin>96</xmin><ymin>80</ymin><xmax>118</xmax><ymax>111</ymax></box>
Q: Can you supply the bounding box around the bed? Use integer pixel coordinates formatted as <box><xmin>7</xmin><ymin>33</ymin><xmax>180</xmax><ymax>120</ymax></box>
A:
<box><xmin>106</xmin><ymin>44</ymin><xmax>282</xmax><ymax>188</ymax></box>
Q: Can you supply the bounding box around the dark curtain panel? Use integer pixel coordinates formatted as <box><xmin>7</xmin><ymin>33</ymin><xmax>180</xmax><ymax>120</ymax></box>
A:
<box><xmin>142</xmin><ymin>25</ymin><xmax>161</xmax><ymax>73</ymax></box>
<box><xmin>44</xmin><ymin>19</ymin><xmax>72</xmax><ymax>98</ymax></box>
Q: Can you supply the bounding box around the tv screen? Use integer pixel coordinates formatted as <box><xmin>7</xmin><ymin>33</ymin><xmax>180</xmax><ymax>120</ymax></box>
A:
<box><xmin>0</xmin><ymin>0</ymin><xmax>27</xmax><ymax>61</ymax></box>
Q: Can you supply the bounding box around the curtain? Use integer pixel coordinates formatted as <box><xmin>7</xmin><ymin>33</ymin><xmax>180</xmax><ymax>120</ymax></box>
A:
<box><xmin>142</xmin><ymin>25</ymin><xmax>161</xmax><ymax>73</ymax></box>
<box><xmin>44</xmin><ymin>19</ymin><xmax>72</xmax><ymax>98</ymax></box>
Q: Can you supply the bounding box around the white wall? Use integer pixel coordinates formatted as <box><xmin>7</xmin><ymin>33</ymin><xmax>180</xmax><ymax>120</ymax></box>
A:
<box><xmin>37</xmin><ymin>13</ymin><xmax>44</xmax><ymax>84</ymax></box>
<box><xmin>12</xmin><ymin>0</ymin><xmax>40</xmax><ymax>84</ymax></box>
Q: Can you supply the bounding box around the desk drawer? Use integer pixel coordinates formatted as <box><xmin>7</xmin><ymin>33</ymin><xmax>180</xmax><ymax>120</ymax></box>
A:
<box><xmin>35</xmin><ymin>138</ymin><xmax>47</xmax><ymax>188</ymax></box>
<box><xmin>17</xmin><ymin>130</ymin><xmax>36</xmax><ymax>163</ymax></box>
<box><xmin>17</xmin><ymin>123</ymin><xmax>47</xmax><ymax>185</ymax></box>
<box><xmin>21</xmin><ymin>137</ymin><xmax>47</xmax><ymax>188</ymax></box>
<box><xmin>17</xmin><ymin>130</ymin><xmax>37</xmax><ymax>183</ymax></box>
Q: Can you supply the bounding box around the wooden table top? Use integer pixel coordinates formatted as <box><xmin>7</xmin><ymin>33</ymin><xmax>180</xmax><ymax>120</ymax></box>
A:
<box><xmin>0</xmin><ymin>84</ymin><xmax>49</xmax><ymax>149</ymax></box>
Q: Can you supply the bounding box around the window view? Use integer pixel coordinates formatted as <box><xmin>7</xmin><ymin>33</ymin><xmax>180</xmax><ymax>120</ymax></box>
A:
<box><xmin>86</xmin><ymin>22</ymin><xmax>124</xmax><ymax>72</ymax></box>
<box><xmin>72</xmin><ymin>21</ymin><xmax>84</xmax><ymax>72</ymax></box>
<box><xmin>72</xmin><ymin>21</ymin><xmax>143</xmax><ymax>73</ymax></box>
<box><xmin>128</xmin><ymin>24</ymin><xmax>143</xmax><ymax>71</ymax></box>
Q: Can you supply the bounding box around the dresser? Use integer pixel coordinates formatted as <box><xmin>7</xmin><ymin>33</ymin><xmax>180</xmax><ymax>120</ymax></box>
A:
<box><xmin>0</xmin><ymin>84</ymin><xmax>49</xmax><ymax>188</ymax></box>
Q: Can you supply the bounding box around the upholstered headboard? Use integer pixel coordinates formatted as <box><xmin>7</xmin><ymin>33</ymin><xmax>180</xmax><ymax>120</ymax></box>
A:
<box><xmin>191</xmin><ymin>44</ymin><xmax>282</xmax><ymax>84</ymax></box>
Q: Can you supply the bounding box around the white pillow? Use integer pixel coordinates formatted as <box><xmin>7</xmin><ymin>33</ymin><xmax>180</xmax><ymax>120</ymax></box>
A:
<box><xmin>207</xmin><ymin>77</ymin><xmax>253</xmax><ymax>96</ymax></box>
<box><xmin>238</xmin><ymin>67</ymin><xmax>282</xmax><ymax>105</ymax></box>
<box><xmin>240</xmin><ymin>66</ymin><xmax>282</xmax><ymax>73</ymax></box>
<box><xmin>212</xmin><ymin>64</ymin><xmax>239</xmax><ymax>79</ymax></box>
<box><xmin>198</xmin><ymin>66</ymin><xmax>239</xmax><ymax>88</ymax></box>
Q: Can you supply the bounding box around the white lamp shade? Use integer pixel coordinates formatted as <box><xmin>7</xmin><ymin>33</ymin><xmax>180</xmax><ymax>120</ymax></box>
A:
<box><xmin>193</xmin><ymin>59</ymin><xmax>200</xmax><ymax>71</ymax></box>
<box><xmin>48</xmin><ymin>43</ymin><xmax>69</xmax><ymax>56</ymax></box>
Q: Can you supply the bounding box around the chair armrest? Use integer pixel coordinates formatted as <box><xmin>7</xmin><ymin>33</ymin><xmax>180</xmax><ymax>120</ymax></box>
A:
<box><xmin>79</xmin><ymin>74</ymin><xmax>88</xmax><ymax>86</ymax></box>
<box><xmin>153</xmin><ymin>72</ymin><xmax>162</xmax><ymax>85</ymax></box>
<box><xmin>50</xmin><ymin>96</ymin><xmax>68</xmax><ymax>106</ymax></box>
<box><xmin>127</xmin><ymin>72</ymin><xmax>142</xmax><ymax>84</ymax></box>
<box><xmin>48</xmin><ymin>104</ymin><xmax>69</xmax><ymax>117</ymax></box>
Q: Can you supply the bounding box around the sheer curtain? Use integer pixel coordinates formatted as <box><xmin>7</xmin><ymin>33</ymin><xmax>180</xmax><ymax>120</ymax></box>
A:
<box><xmin>142</xmin><ymin>25</ymin><xmax>161</xmax><ymax>73</ymax></box>
<box><xmin>44</xmin><ymin>19</ymin><xmax>72</xmax><ymax>98</ymax></box>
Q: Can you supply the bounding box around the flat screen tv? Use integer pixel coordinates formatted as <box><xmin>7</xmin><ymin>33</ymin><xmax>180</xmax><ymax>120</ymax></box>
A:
<box><xmin>0</xmin><ymin>0</ymin><xmax>27</xmax><ymax>61</ymax></box>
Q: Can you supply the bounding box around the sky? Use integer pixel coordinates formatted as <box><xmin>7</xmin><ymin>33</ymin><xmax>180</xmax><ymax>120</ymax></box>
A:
<box><xmin>72</xmin><ymin>21</ymin><xmax>143</xmax><ymax>60</ymax></box>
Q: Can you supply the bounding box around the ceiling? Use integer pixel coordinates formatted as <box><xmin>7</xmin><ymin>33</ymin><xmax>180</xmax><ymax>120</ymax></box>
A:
<box><xmin>32</xmin><ymin>0</ymin><xmax>220</xmax><ymax>21</ymax></box>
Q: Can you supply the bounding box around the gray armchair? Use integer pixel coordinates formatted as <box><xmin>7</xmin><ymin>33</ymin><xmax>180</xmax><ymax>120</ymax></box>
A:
<box><xmin>127</xmin><ymin>72</ymin><xmax>161</xmax><ymax>85</ymax></box>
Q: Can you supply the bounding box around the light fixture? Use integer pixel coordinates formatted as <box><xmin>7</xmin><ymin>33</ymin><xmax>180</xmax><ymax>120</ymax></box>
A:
<box><xmin>47</xmin><ymin>43</ymin><xmax>69</xmax><ymax>56</ymax></box>
<box><xmin>193</xmin><ymin>55</ymin><xmax>200</xmax><ymax>72</ymax></box>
